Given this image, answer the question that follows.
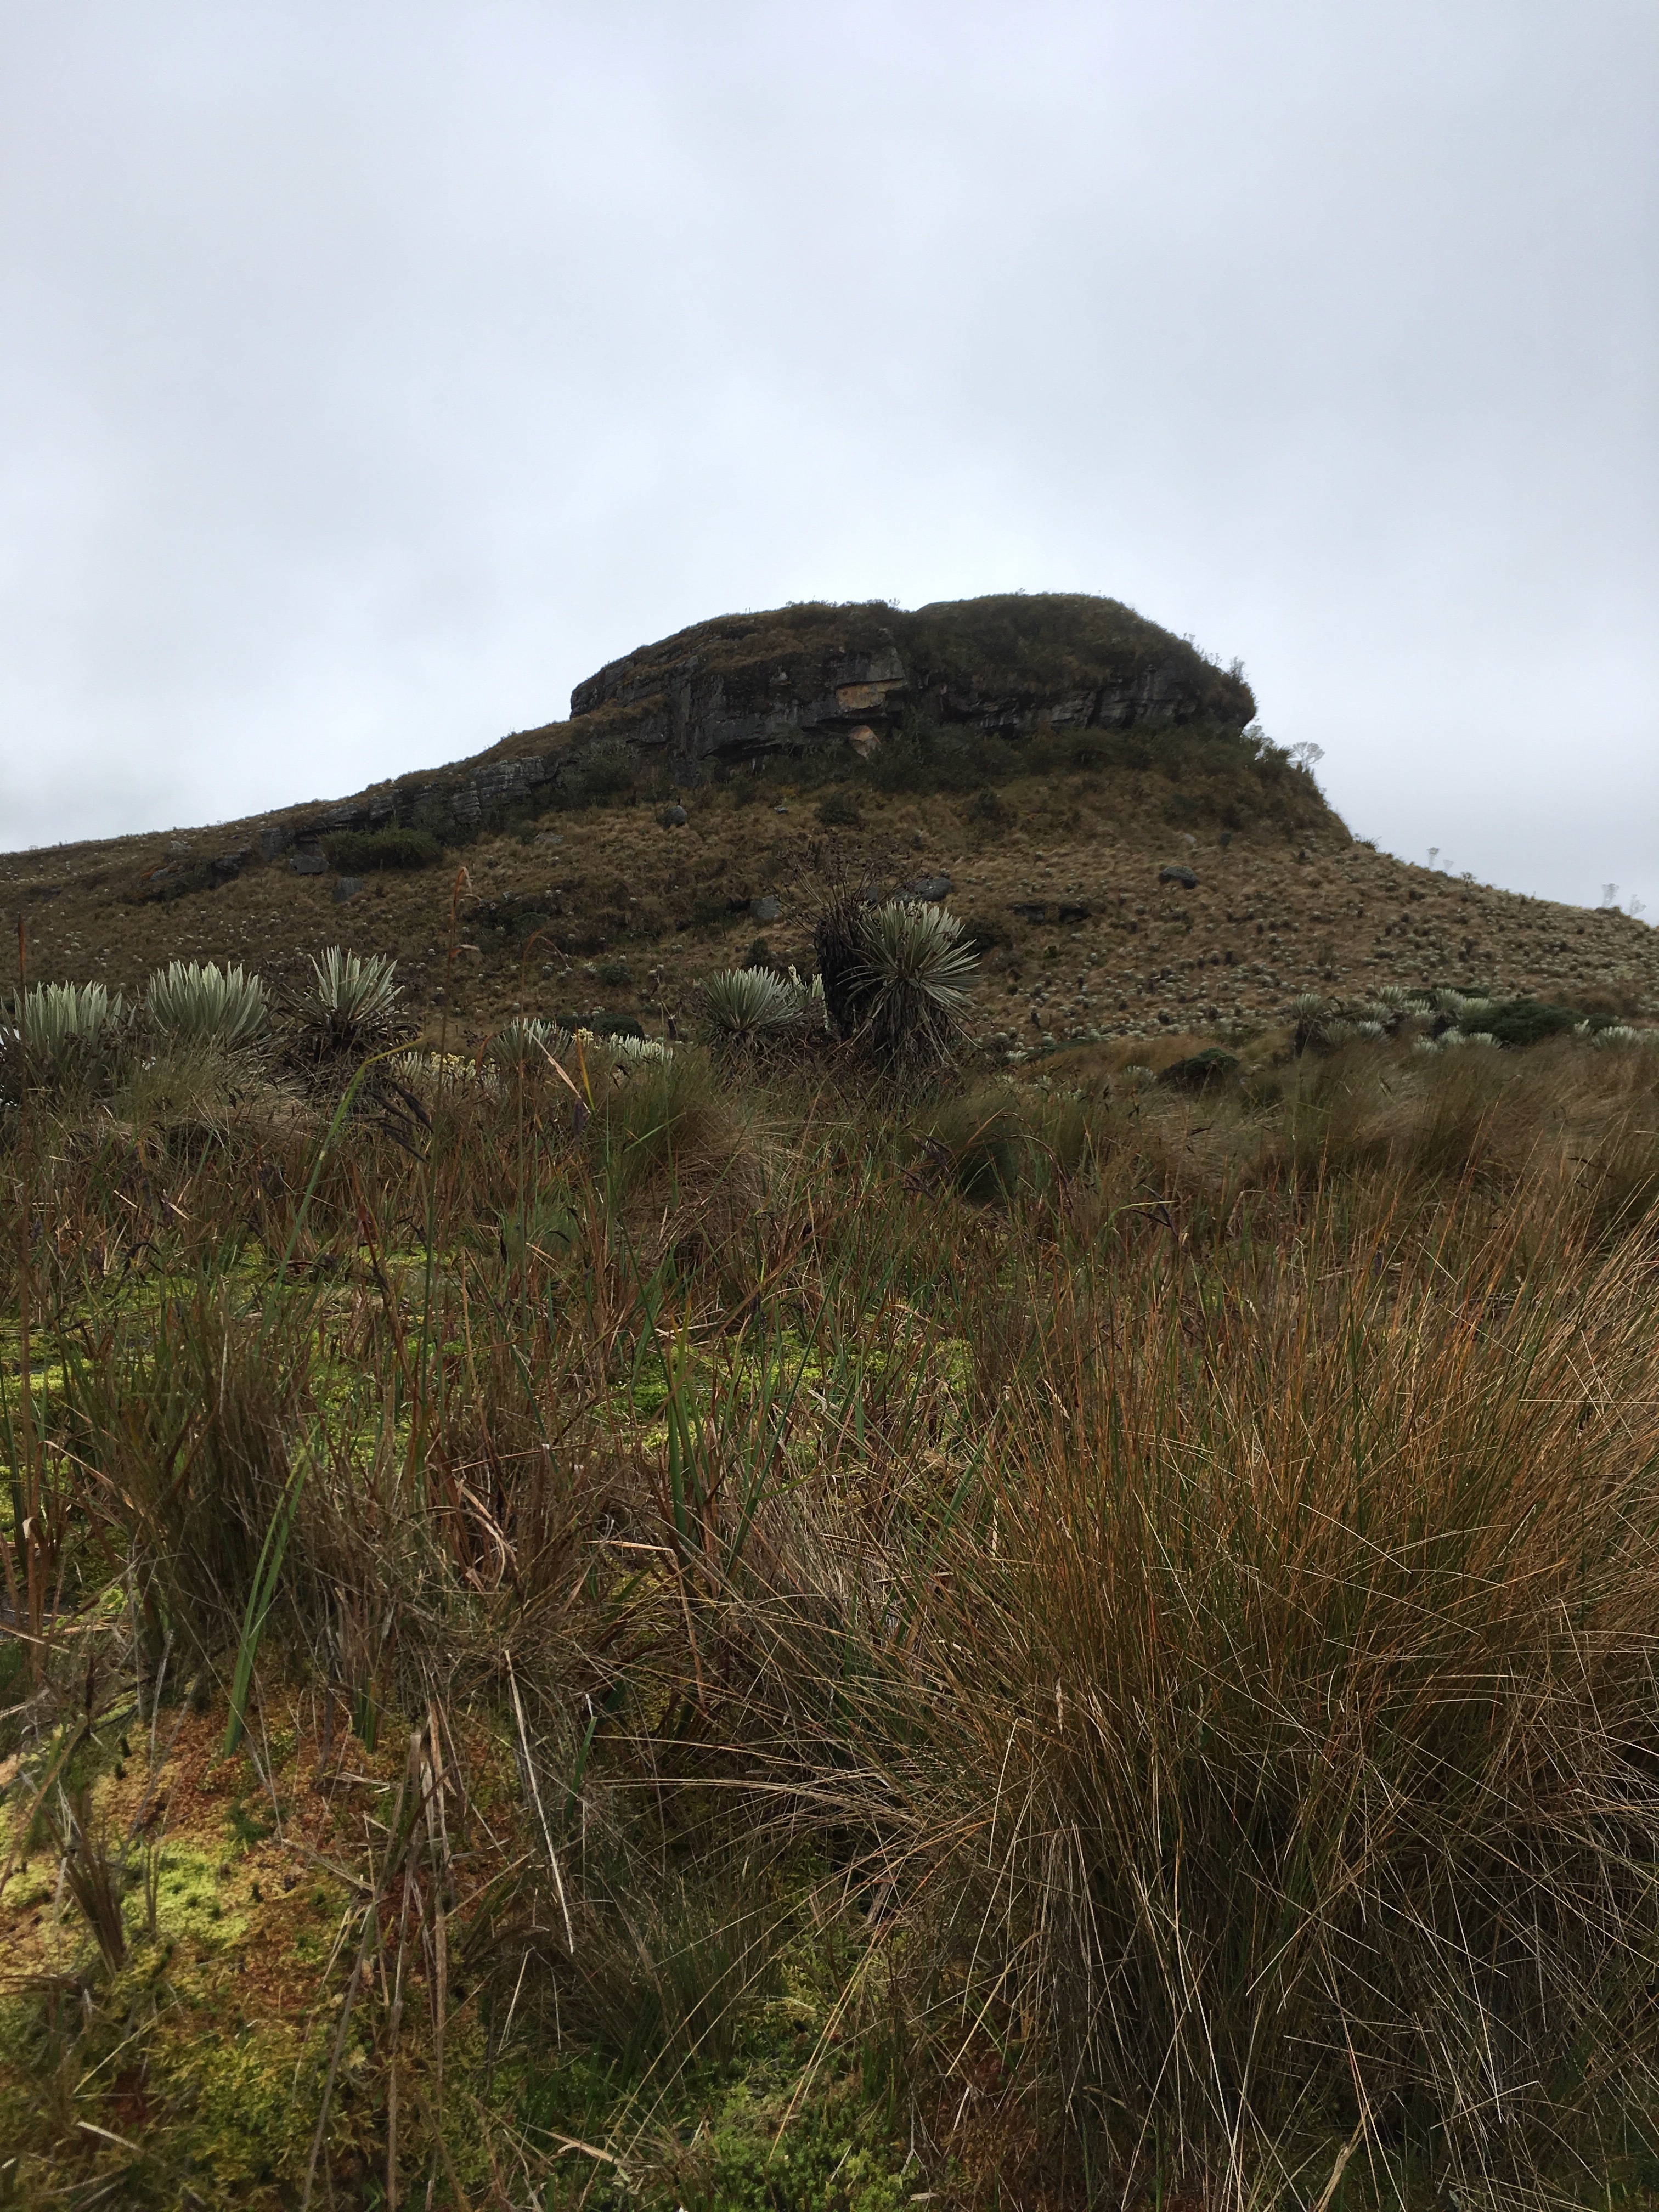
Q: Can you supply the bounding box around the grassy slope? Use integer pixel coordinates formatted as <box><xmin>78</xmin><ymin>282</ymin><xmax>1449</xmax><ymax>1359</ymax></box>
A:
<box><xmin>3</xmin><ymin>765</ymin><xmax>1655</xmax><ymax>1054</ymax></box>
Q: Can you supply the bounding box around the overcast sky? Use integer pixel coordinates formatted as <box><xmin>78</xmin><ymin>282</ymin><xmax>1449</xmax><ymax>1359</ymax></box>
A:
<box><xmin>2</xmin><ymin>1</ymin><xmax>1654</xmax><ymax>915</ymax></box>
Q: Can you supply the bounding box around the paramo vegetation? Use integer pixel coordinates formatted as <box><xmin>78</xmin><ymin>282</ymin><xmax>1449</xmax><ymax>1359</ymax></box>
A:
<box><xmin>6</xmin><ymin>887</ymin><xmax>1659</xmax><ymax>2207</ymax></box>
<box><xmin>9</xmin><ymin>575</ymin><xmax>1659</xmax><ymax>2212</ymax></box>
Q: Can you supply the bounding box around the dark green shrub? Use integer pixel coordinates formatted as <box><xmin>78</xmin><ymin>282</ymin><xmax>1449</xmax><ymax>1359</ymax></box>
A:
<box><xmin>1480</xmin><ymin>998</ymin><xmax>1581</xmax><ymax>1049</ymax></box>
<box><xmin>955</xmin><ymin>912</ymin><xmax>1013</xmax><ymax>956</ymax></box>
<box><xmin>321</xmin><ymin>826</ymin><xmax>443</xmax><ymax>872</ymax></box>
<box><xmin>964</xmin><ymin>787</ymin><xmax>1009</xmax><ymax>832</ymax></box>
<box><xmin>580</xmin><ymin>750</ymin><xmax>636</xmax><ymax>804</ymax></box>
<box><xmin>931</xmin><ymin>1102</ymin><xmax>1035</xmax><ymax>1200</ymax></box>
<box><xmin>816</xmin><ymin>790</ymin><xmax>864</xmax><ymax>828</ymax></box>
<box><xmin>921</xmin><ymin>1086</ymin><xmax>1093</xmax><ymax>1200</ymax></box>
<box><xmin>1160</xmin><ymin>1048</ymin><xmax>1240</xmax><ymax>1092</ymax></box>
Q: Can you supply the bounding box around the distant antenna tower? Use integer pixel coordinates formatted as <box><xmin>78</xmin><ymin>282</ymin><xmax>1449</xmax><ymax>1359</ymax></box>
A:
<box><xmin>1631</xmin><ymin>896</ymin><xmax>1648</xmax><ymax>922</ymax></box>
<box><xmin>1601</xmin><ymin>883</ymin><xmax>1621</xmax><ymax>910</ymax></box>
<box><xmin>1427</xmin><ymin>847</ymin><xmax>1440</xmax><ymax>870</ymax></box>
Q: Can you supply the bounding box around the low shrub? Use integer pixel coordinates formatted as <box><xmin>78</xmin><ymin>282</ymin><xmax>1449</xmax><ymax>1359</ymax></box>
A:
<box><xmin>548</xmin><ymin>744</ymin><xmax>637</xmax><ymax>809</ymax></box>
<box><xmin>321</xmin><ymin>825</ymin><xmax>443</xmax><ymax>872</ymax></box>
<box><xmin>1478</xmin><ymin>996</ymin><xmax>1581</xmax><ymax>1048</ymax></box>
<box><xmin>918</xmin><ymin>1085</ymin><xmax>1093</xmax><ymax>1200</ymax></box>
<box><xmin>963</xmin><ymin>787</ymin><xmax>1009</xmax><ymax>832</ymax></box>
<box><xmin>580</xmin><ymin>748</ymin><xmax>636</xmax><ymax>804</ymax></box>
<box><xmin>590</xmin><ymin>1045</ymin><xmax>752</xmax><ymax>1207</ymax></box>
<box><xmin>953</xmin><ymin>911</ymin><xmax>1013</xmax><ymax>957</ymax></box>
<box><xmin>1159</xmin><ymin>1047</ymin><xmax>1239</xmax><ymax>1092</ymax></box>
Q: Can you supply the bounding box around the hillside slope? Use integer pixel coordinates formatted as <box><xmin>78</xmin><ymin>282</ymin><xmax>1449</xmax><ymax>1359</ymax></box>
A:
<box><xmin>2</xmin><ymin>594</ymin><xmax>1654</xmax><ymax>1047</ymax></box>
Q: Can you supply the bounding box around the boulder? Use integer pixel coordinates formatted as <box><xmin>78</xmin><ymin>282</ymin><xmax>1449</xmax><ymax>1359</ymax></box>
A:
<box><xmin>334</xmin><ymin>876</ymin><xmax>363</xmax><ymax>902</ymax></box>
<box><xmin>1159</xmin><ymin>865</ymin><xmax>1199</xmax><ymax>889</ymax></box>
<box><xmin>291</xmin><ymin>848</ymin><xmax>326</xmax><ymax>876</ymax></box>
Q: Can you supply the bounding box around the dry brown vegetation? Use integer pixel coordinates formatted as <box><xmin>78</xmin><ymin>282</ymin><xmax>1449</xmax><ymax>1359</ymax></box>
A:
<box><xmin>4</xmin><ymin>1003</ymin><xmax>1659</xmax><ymax>2207</ymax></box>
<box><xmin>3</xmin><ymin>764</ymin><xmax>1654</xmax><ymax>1060</ymax></box>
<box><xmin>4</xmin><ymin>647</ymin><xmax>1659</xmax><ymax>2206</ymax></box>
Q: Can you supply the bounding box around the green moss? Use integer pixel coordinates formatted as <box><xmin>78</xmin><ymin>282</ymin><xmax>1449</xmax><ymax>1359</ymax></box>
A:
<box><xmin>157</xmin><ymin>2015</ymin><xmax>312</xmax><ymax>2196</ymax></box>
<box><xmin>521</xmin><ymin>2047</ymin><xmax>912</xmax><ymax>2212</ymax></box>
<box><xmin>684</xmin><ymin>2080</ymin><xmax>910</xmax><ymax>2212</ymax></box>
<box><xmin>144</xmin><ymin>1841</ymin><xmax>249</xmax><ymax>1951</ymax></box>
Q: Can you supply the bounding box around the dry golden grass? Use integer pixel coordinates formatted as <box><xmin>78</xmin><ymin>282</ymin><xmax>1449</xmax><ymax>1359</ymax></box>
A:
<box><xmin>3</xmin><ymin>759</ymin><xmax>1655</xmax><ymax>1071</ymax></box>
<box><xmin>3</xmin><ymin>1022</ymin><xmax>1659</xmax><ymax>2205</ymax></box>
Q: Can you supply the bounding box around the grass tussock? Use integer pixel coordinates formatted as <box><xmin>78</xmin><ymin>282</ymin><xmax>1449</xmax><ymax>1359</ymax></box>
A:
<box><xmin>769</xmin><ymin>1222</ymin><xmax>1659</xmax><ymax>2201</ymax></box>
<box><xmin>4</xmin><ymin>1020</ymin><xmax>1659</xmax><ymax>2207</ymax></box>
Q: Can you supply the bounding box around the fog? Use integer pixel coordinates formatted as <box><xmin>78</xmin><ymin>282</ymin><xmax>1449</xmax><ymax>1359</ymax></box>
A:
<box><xmin>2</xmin><ymin>0</ymin><xmax>1654</xmax><ymax>915</ymax></box>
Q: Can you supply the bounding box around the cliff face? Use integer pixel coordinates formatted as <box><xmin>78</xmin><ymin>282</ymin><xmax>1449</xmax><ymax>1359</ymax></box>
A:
<box><xmin>566</xmin><ymin>594</ymin><xmax>1256</xmax><ymax>776</ymax></box>
<box><xmin>144</xmin><ymin>596</ymin><xmax>1262</xmax><ymax>865</ymax></box>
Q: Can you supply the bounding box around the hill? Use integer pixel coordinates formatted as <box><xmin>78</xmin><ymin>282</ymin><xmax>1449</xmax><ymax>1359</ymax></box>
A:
<box><xmin>8</xmin><ymin>595</ymin><xmax>1659</xmax><ymax>2208</ymax></box>
<box><xmin>1</xmin><ymin>592</ymin><xmax>1655</xmax><ymax>1047</ymax></box>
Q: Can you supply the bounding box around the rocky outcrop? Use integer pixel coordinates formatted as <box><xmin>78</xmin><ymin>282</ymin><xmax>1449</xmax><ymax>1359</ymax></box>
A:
<box><xmin>565</xmin><ymin>594</ymin><xmax>1255</xmax><ymax>778</ymax></box>
<box><xmin>256</xmin><ymin>752</ymin><xmax>563</xmax><ymax>856</ymax></box>
<box><xmin>240</xmin><ymin>596</ymin><xmax>1257</xmax><ymax>859</ymax></box>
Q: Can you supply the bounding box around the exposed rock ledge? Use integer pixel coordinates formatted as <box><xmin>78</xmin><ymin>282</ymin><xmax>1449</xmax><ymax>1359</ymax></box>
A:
<box><xmin>565</xmin><ymin>592</ymin><xmax>1256</xmax><ymax>777</ymax></box>
<box><xmin>251</xmin><ymin>594</ymin><xmax>1259</xmax><ymax>853</ymax></box>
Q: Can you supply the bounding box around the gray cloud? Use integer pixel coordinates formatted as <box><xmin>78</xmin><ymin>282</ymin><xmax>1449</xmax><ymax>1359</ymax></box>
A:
<box><xmin>2</xmin><ymin>0</ymin><xmax>1654</xmax><ymax>914</ymax></box>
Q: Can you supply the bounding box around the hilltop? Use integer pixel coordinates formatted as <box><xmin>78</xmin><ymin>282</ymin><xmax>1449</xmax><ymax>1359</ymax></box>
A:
<box><xmin>2</xmin><ymin>592</ymin><xmax>1654</xmax><ymax>1045</ymax></box>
